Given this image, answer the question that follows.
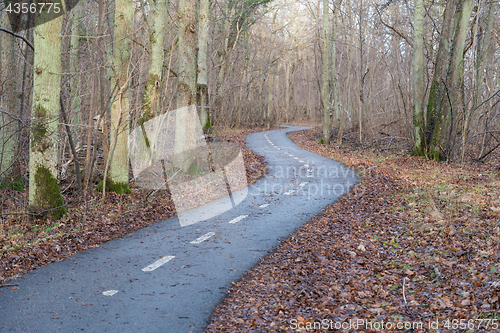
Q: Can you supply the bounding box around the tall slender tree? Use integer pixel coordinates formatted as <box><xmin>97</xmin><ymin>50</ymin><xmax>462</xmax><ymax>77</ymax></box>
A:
<box><xmin>0</xmin><ymin>9</ymin><xmax>22</xmax><ymax>189</ymax></box>
<box><xmin>412</xmin><ymin>0</ymin><xmax>425</xmax><ymax>155</ymax></box>
<box><xmin>321</xmin><ymin>0</ymin><xmax>330</xmax><ymax>144</ymax></box>
<box><xmin>331</xmin><ymin>0</ymin><xmax>340</xmax><ymax>128</ymax></box>
<box><xmin>101</xmin><ymin>0</ymin><xmax>134</xmax><ymax>194</ymax></box>
<box><xmin>29</xmin><ymin>1</ymin><xmax>67</xmax><ymax>219</ymax></box>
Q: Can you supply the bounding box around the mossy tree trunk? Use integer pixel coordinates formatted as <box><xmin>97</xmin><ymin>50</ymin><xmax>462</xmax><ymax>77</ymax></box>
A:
<box><xmin>435</xmin><ymin>0</ymin><xmax>474</xmax><ymax>158</ymax></box>
<box><xmin>197</xmin><ymin>0</ymin><xmax>212</xmax><ymax>131</ymax></box>
<box><xmin>29</xmin><ymin>2</ymin><xmax>67</xmax><ymax>219</ymax></box>
<box><xmin>321</xmin><ymin>0</ymin><xmax>331</xmax><ymax>145</ymax></box>
<box><xmin>0</xmin><ymin>10</ymin><xmax>22</xmax><ymax>189</ymax></box>
<box><xmin>105</xmin><ymin>0</ymin><xmax>133</xmax><ymax>194</ymax></box>
<box><xmin>143</xmin><ymin>0</ymin><xmax>168</xmax><ymax>120</ymax></box>
<box><xmin>412</xmin><ymin>0</ymin><xmax>425</xmax><ymax>156</ymax></box>
<box><xmin>423</xmin><ymin>0</ymin><xmax>457</xmax><ymax>159</ymax></box>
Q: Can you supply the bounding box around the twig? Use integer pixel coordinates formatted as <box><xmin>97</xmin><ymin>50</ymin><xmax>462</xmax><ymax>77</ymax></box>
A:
<box><xmin>0</xmin><ymin>283</ymin><xmax>19</xmax><ymax>288</ymax></box>
<box><xmin>60</xmin><ymin>93</ymin><xmax>82</xmax><ymax>190</ymax></box>
<box><xmin>402</xmin><ymin>277</ymin><xmax>408</xmax><ymax>304</ymax></box>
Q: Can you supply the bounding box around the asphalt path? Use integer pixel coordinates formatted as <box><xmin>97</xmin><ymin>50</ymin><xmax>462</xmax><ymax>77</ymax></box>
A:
<box><xmin>0</xmin><ymin>126</ymin><xmax>357</xmax><ymax>332</ymax></box>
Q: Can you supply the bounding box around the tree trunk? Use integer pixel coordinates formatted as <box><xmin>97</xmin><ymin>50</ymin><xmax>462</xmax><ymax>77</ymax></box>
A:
<box><xmin>143</xmin><ymin>0</ymin><xmax>168</xmax><ymax>120</ymax></box>
<box><xmin>412</xmin><ymin>0</ymin><xmax>425</xmax><ymax>155</ymax></box>
<box><xmin>102</xmin><ymin>0</ymin><xmax>133</xmax><ymax>194</ymax></box>
<box><xmin>285</xmin><ymin>60</ymin><xmax>290</xmax><ymax>123</ymax></box>
<box><xmin>322</xmin><ymin>0</ymin><xmax>330</xmax><ymax>144</ymax></box>
<box><xmin>331</xmin><ymin>0</ymin><xmax>340</xmax><ymax>128</ymax></box>
<box><xmin>197</xmin><ymin>0</ymin><xmax>211</xmax><ymax>130</ymax></box>
<box><xmin>477</xmin><ymin>1</ymin><xmax>496</xmax><ymax>158</ymax></box>
<box><xmin>70</xmin><ymin>2</ymin><xmax>82</xmax><ymax>136</ymax></box>
<box><xmin>175</xmin><ymin>0</ymin><xmax>198</xmax><ymax>171</ymax></box>
<box><xmin>436</xmin><ymin>0</ymin><xmax>474</xmax><ymax>159</ymax></box>
<box><xmin>424</xmin><ymin>0</ymin><xmax>457</xmax><ymax>159</ymax></box>
<box><xmin>267</xmin><ymin>71</ymin><xmax>273</xmax><ymax>129</ymax></box>
<box><xmin>29</xmin><ymin>2</ymin><xmax>67</xmax><ymax>219</ymax></box>
<box><xmin>358</xmin><ymin>0</ymin><xmax>365</xmax><ymax>143</ymax></box>
<box><xmin>0</xmin><ymin>10</ymin><xmax>22</xmax><ymax>189</ymax></box>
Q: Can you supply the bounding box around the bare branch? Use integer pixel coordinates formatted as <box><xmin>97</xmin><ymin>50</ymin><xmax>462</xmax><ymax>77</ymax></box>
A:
<box><xmin>0</xmin><ymin>27</ymin><xmax>34</xmax><ymax>50</ymax></box>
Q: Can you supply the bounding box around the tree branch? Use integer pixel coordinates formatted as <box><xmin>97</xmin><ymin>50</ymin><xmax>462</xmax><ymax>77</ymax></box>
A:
<box><xmin>375</xmin><ymin>7</ymin><xmax>413</xmax><ymax>48</ymax></box>
<box><xmin>0</xmin><ymin>27</ymin><xmax>34</xmax><ymax>51</ymax></box>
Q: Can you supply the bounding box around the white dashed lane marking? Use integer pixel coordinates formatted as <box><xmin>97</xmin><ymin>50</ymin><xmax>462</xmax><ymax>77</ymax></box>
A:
<box><xmin>229</xmin><ymin>215</ymin><xmax>248</xmax><ymax>224</ymax></box>
<box><xmin>284</xmin><ymin>190</ymin><xmax>295</xmax><ymax>195</ymax></box>
<box><xmin>142</xmin><ymin>256</ymin><xmax>175</xmax><ymax>272</ymax></box>
<box><xmin>259</xmin><ymin>204</ymin><xmax>270</xmax><ymax>208</ymax></box>
<box><xmin>103</xmin><ymin>290</ymin><xmax>119</xmax><ymax>296</ymax></box>
<box><xmin>190</xmin><ymin>232</ymin><xmax>215</xmax><ymax>244</ymax></box>
<box><xmin>299</xmin><ymin>182</ymin><xmax>307</xmax><ymax>187</ymax></box>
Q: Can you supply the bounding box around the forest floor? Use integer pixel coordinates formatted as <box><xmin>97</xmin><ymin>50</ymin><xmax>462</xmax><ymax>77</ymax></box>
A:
<box><xmin>0</xmin><ymin>127</ymin><xmax>268</xmax><ymax>284</ymax></box>
<box><xmin>206</xmin><ymin>127</ymin><xmax>500</xmax><ymax>332</ymax></box>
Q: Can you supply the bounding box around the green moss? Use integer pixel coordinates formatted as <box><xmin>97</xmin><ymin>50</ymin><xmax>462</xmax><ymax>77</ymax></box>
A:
<box><xmin>0</xmin><ymin>176</ymin><xmax>25</xmax><ymax>191</ymax></box>
<box><xmin>31</xmin><ymin>166</ymin><xmax>66</xmax><ymax>220</ymax></box>
<box><xmin>31</xmin><ymin>104</ymin><xmax>48</xmax><ymax>147</ymax></box>
<box><xmin>201</xmin><ymin>117</ymin><xmax>213</xmax><ymax>131</ymax></box>
<box><xmin>96</xmin><ymin>178</ymin><xmax>132</xmax><ymax>194</ymax></box>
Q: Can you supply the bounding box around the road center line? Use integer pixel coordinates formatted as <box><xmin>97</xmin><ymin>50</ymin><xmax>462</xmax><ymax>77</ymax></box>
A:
<box><xmin>190</xmin><ymin>232</ymin><xmax>215</xmax><ymax>244</ymax></box>
<box><xmin>142</xmin><ymin>256</ymin><xmax>175</xmax><ymax>272</ymax></box>
<box><xmin>229</xmin><ymin>215</ymin><xmax>248</xmax><ymax>224</ymax></box>
<box><xmin>259</xmin><ymin>203</ymin><xmax>270</xmax><ymax>208</ymax></box>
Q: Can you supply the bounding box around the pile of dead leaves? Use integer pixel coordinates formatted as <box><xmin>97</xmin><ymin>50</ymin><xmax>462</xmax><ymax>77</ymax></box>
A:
<box><xmin>206</xmin><ymin>128</ymin><xmax>500</xmax><ymax>332</ymax></box>
<box><xmin>0</xmin><ymin>128</ymin><xmax>267</xmax><ymax>284</ymax></box>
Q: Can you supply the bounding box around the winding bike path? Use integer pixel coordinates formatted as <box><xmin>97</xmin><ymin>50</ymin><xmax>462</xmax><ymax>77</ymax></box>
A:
<box><xmin>0</xmin><ymin>126</ymin><xmax>357</xmax><ymax>332</ymax></box>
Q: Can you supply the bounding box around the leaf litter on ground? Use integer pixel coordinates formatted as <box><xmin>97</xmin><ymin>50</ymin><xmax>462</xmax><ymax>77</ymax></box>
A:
<box><xmin>0</xmin><ymin>127</ymin><xmax>268</xmax><ymax>284</ymax></box>
<box><xmin>206</xmin><ymin>127</ymin><xmax>500</xmax><ymax>332</ymax></box>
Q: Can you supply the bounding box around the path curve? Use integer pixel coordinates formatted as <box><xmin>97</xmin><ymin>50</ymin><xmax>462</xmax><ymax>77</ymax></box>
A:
<box><xmin>0</xmin><ymin>126</ymin><xmax>357</xmax><ymax>332</ymax></box>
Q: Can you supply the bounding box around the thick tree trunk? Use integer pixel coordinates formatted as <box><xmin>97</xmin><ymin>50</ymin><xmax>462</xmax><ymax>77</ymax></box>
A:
<box><xmin>476</xmin><ymin>1</ymin><xmax>496</xmax><ymax>158</ymax></box>
<box><xmin>175</xmin><ymin>0</ymin><xmax>198</xmax><ymax>171</ymax></box>
<box><xmin>103</xmin><ymin>0</ymin><xmax>133</xmax><ymax>194</ymax></box>
<box><xmin>29</xmin><ymin>2</ymin><xmax>67</xmax><ymax>219</ymax></box>
<box><xmin>412</xmin><ymin>0</ymin><xmax>425</xmax><ymax>155</ymax></box>
<box><xmin>0</xmin><ymin>10</ymin><xmax>21</xmax><ymax>189</ymax></box>
<box><xmin>322</xmin><ymin>0</ymin><xmax>330</xmax><ymax>144</ymax></box>
<box><xmin>437</xmin><ymin>0</ymin><xmax>474</xmax><ymax>158</ymax></box>
<box><xmin>197</xmin><ymin>0</ymin><xmax>211</xmax><ymax>130</ymax></box>
<box><xmin>424</xmin><ymin>0</ymin><xmax>457</xmax><ymax>159</ymax></box>
<box><xmin>143</xmin><ymin>0</ymin><xmax>168</xmax><ymax>120</ymax></box>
